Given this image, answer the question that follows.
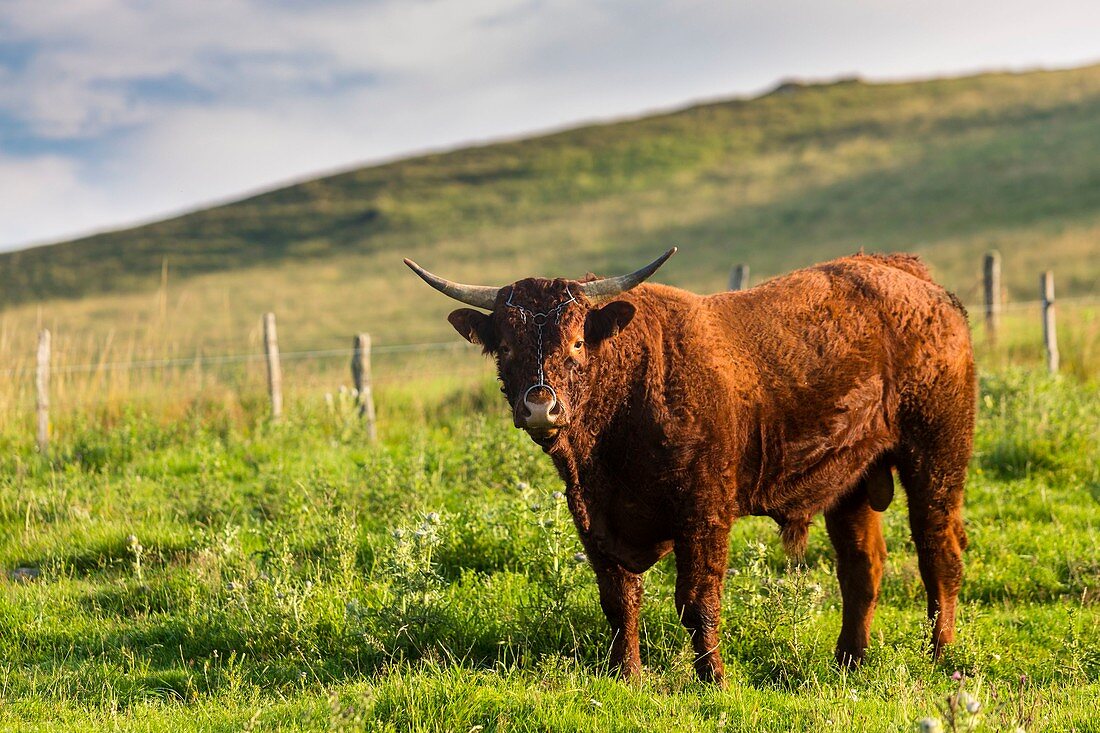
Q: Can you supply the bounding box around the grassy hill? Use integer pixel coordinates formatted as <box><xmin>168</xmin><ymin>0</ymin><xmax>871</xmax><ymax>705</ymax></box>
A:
<box><xmin>1</xmin><ymin>63</ymin><xmax>1100</xmax><ymax>359</ymax></box>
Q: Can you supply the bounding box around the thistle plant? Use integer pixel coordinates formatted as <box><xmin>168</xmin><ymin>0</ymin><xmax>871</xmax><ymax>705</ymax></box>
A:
<box><xmin>517</xmin><ymin>486</ymin><xmax>585</xmax><ymax>617</ymax></box>
<box><xmin>383</xmin><ymin>511</ymin><xmax>446</xmax><ymax>616</ymax></box>
<box><xmin>726</xmin><ymin>540</ymin><xmax>826</xmax><ymax>685</ymax></box>
<box><xmin>918</xmin><ymin>674</ymin><xmax>985</xmax><ymax>732</ymax></box>
<box><xmin>126</xmin><ymin>533</ymin><xmax>145</xmax><ymax>584</ymax></box>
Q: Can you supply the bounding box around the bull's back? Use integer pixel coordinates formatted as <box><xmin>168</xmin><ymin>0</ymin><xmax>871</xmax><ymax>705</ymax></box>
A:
<box><xmin>618</xmin><ymin>254</ymin><xmax>970</xmax><ymax>434</ymax></box>
<box><xmin>706</xmin><ymin>254</ymin><xmax>970</xmax><ymax>387</ymax></box>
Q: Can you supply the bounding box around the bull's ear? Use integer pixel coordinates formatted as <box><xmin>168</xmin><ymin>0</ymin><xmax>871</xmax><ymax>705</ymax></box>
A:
<box><xmin>448</xmin><ymin>308</ymin><xmax>495</xmax><ymax>347</ymax></box>
<box><xmin>585</xmin><ymin>301</ymin><xmax>635</xmax><ymax>344</ymax></box>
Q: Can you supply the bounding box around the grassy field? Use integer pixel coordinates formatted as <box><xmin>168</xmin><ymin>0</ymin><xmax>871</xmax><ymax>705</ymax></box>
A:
<box><xmin>0</xmin><ymin>367</ymin><xmax>1098</xmax><ymax>731</ymax></box>
<box><xmin>1</xmin><ymin>64</ymin><xmax>1100</xmax><ymax>364</ymax></box>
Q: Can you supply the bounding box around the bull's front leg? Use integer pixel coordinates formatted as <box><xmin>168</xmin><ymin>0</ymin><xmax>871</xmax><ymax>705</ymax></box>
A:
<box><xmin>586</xmin><ymin>547</ymin><xmax>644</xmax><ymax>680</ymax></box>
<box><xmin>674</xmin><ymin>523</ymin><xmax>731</xmax><ymax>685</ymax></box>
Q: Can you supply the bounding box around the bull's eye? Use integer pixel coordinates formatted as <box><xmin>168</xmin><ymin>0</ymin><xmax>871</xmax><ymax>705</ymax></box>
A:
<box><xmin>499</xmin><ymin>344</ymin><xmax>512</xmax><ymax>358</ymax></box>
<box><xmin>572</xmin><ymin>340</ymin><xmax>584</xmax><ymax>351</ymax></box>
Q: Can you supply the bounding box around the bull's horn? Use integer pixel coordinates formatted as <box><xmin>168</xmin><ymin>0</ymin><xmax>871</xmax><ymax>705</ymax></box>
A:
<box><xmin>403</xmin><ymin>258</ymin><xmax>501</xmax><ymax>310</ymax></box>
<box><xmin>578</xmin><ymin>247</ymin><xmax>676</xmax><ymax>302</ymax></box>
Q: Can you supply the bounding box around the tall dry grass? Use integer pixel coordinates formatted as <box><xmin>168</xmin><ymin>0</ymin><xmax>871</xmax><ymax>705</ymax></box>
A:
<box><xmin>0</xmin><ymin>291</ymin><xmax>1095</xmax><ymax>442</ymax></box>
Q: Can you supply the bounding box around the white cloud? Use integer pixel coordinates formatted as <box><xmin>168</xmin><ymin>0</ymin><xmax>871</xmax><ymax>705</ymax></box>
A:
<box><xmin>0</xmin><ymin>153</ymin><xmax>128</xmax><ymax>245</ymax></box>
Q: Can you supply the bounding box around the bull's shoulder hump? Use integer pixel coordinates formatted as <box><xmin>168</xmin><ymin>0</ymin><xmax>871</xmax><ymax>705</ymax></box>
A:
<box><xmin>812</xmin><ymin>252</ymin><xmax>934</xmax><ymax>282</ymax></box>
<box><xmin>629</xmin><ymin>282</ymin><xmax>697</xmax><ymax>301</ymax></box>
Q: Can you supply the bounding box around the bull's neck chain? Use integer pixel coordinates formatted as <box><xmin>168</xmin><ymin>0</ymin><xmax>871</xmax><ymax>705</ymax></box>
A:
<box><xmin>504</xmin><ymin>288</ymin><xmax>577</xmax><ymax>389</ymax></box>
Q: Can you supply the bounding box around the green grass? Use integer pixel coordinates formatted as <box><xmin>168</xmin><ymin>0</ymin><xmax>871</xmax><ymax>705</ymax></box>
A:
<box><xmin>2</xmin><ymin>64</ymin><xmax>1100</xmax><ymax>363</ymax></box>
<box><xmin>1</xmin><ymin>368</ymin><xmax>1097</xmax><ymax>731</ymax></box>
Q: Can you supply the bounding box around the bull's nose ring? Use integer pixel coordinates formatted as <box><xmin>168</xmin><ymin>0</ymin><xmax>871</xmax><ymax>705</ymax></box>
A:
<box><xmin>523</xmin><ymin>383</ymin><xmax>558</xmax><ymax>406</ymax></box>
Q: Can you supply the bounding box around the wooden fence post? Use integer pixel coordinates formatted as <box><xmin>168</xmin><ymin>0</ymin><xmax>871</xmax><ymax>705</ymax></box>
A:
<box><xmin>351</xmin><ymin>333</ymin><xmax>378</xmax><ymax>443</ymax></box>
<box><xmin>262</xmin><ymin>313</ymin><xmax>283</xmax><ymax>420</ymax></box>
<box><xmin>1041</xmin><ymin>271</ymin><xmax>1059</xmax><ymax>374</ymax></box>
<box><xmin>983</xmin><ymin>251</ymin><xmax>1001</xmax><ymax>343</ymax></box>
<box><xmin>35</xmin><ymin>329</ymin><xmax>50</xmax><ymax>453</ymax></box>
<box><xmin>728</xmin><ymin>264</ymin><xmax>750</xmax><ymax>291</ymax></box>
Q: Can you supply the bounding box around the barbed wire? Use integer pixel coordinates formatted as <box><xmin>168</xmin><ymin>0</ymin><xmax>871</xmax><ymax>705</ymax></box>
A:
<box><xmin>0</xmin><ymin>340</ymin><xmax>473</xmax><ymax>377</ymax></box>
<box><xmin>0</xmin><ymin>293</ymin><xmax>1096</xmax><ymax>378</ymax></box>
<box><xmin>960</xmin><ymin>294</ymin><xmax>1100</xmax><ymax>313</ymax></box>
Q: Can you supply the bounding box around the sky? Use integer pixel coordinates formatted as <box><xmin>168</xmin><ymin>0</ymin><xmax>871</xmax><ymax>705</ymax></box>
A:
<box><xmin>0</xmin><ymin>0</ymin><xmax>1097</xmax><ymax>252</ymax></box>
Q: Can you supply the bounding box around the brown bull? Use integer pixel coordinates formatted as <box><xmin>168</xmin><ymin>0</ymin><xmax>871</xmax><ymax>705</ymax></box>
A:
<box><xmin>405</xmin><ymin>249</ymin><xmax>974</xmax><ymax>684</ymax></box>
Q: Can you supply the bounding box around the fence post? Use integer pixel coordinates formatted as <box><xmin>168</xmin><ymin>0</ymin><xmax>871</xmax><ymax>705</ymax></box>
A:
<box><xmin>35</xmin><ymin>329</ymin><xmax>50</xmax><ymax>453</ymax></box>
<box><xmin>1041</xmin><ymin>271</ymin><xmax>1059</xmax><ymax>374</ymax></box>
<box><xmin>983</xmin><ymin>251</ymin><xmax>1001</xmax><ymax>343</ymax></box>
<box><xmin>351</xmin><ymin>333</ymin><xmax>378</xmax><ymax>443</ymax></box>
<box><xmin>262</xmin><ymin>313</ymin><xmax>283</xmax><ymax>420</ymax></box>
<box><xmin>728</xmin><ymin>264</ymin><xmax>750</xmax><ymax>291</ymax></box>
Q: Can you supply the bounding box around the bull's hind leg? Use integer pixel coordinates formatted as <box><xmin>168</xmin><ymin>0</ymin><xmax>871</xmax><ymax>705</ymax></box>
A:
<box><xmin>898</xmin><ymin>415</ymin><xmax>971</xmax><ymax>658</ymax></box>
<box><xmin>825</xmin><ymin>478</ymin><xmax>887</xmax><ymax>667</ymax></box>
<box><xmin>589</xmin><ymin>551</ymin><xmax>644</xmax><ymax>679</ymax></box>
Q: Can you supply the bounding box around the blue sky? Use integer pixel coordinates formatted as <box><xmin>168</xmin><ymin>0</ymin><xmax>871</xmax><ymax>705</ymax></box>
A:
<box><xmin>0</xmin><ymin>0</ymin><xmax>1097</xmax><ymax>251</ymax></box>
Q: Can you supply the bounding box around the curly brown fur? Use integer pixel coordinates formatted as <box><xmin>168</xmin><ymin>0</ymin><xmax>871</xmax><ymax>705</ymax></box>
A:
<box><xmin>433</xmin><ymin>253</ymin><xmax>975</xmax><ymax>683</ymax></box>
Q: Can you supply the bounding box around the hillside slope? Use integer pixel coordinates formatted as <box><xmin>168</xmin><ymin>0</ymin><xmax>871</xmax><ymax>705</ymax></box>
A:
<box><xmin>1</xmin><ymin>64</ymin><xmax>1099</xmax><ymax>354</ymax></box>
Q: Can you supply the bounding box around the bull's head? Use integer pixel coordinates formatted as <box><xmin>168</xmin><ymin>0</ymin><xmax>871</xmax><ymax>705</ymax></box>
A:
<box><xmin>404</xmin><ymin>249</ymin><xmax>675</xmax><ymax>446</ymax></box>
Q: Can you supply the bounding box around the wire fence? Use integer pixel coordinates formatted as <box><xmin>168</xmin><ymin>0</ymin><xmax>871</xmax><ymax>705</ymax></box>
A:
<box><xmin>962</xmin><ymin>294</ymin><xmax>1100</xmax><ymax>313</ymax></box>
<box><xmin>0</xmin><ymin>340</ymin><xmax>469</xmax><ymax>377</ymax></box>
<box><xmin>3</xmin><ymin>294</ymin><xmax>1097</xmax><ymax>378</ymax></box>
<box><xmin>1</xmin><ymin>278</ymin><xmax>1097</xmax><ymax>444</ymax></box>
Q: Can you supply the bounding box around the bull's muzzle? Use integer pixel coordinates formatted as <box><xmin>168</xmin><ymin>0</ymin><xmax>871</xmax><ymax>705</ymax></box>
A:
<box><xmin>515</xmin><ymin>385</ymin><xmax>566</xmax><ymax>435</ymax></box>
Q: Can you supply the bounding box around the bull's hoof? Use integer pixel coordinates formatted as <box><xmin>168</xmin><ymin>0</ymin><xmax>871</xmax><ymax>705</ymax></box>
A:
<box><xmin>834</xmin><ymin>646</ymin><xmax>867</xmax><ymax>669</ymax></box>
<box><xmin>694</xmin><ymin>659</ymin><xmax>726</xmax><ymax>687</ymax></box>
<box><xmin>930</xmin><ymin>639</ymin><xmax>950</xmax><ymax>661</ymax></box>
<box><xmin>612</xmin><ymin>657</ymin><xmax>642</xmax><ymax>683</ymax></box>
<box><xmin>930</xmin><ymin>627</ymin><xmax>955</xmax><ymax>661</ymax></box>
